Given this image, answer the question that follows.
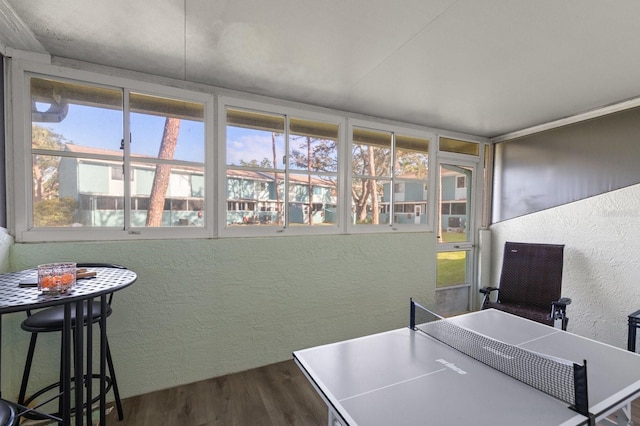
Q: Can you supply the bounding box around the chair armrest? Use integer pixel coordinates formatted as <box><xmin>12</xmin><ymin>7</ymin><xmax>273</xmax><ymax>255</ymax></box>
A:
<box><xmin>551</xmin><ymin>297</ymin><xmax>572</xmax><ymax>331</ymax></box>
<box><xmin>479</xmin><ymin>287</ymin><xmax>499</xmax><ymax>309</ymax></box>
<box><xmin>479</xmin><ymin>286</ymin><xmax>498</xmax><ymax>295</ymax></box>
<box><xmin>552</xmin><ymin>297</ymin><xmax>572</xmax><ymax>308</ymax></box>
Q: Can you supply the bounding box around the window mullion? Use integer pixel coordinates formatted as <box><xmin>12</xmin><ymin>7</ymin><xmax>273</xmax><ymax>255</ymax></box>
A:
<box><xmin>389</xmin><ymin>132</ymin><xmax>396</xmax><ymax>226</ymax></box>
<box><xmin>283</xmin><ymin>114</ymin><xmax>290</xmax><ymax>228</ymax></box>
<box><xmin>123</xmin><ymin>89</ymin><xmax>131</xmax><ymax>232</ymax></box>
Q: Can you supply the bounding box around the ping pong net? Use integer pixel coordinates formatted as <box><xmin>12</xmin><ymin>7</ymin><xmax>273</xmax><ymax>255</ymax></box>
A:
<box><xmin>409</xmin><ymin>299</ymin><xmax>590</xmax><ymax>419</ymax></box>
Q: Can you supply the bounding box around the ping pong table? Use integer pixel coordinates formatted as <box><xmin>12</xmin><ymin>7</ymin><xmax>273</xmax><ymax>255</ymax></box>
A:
<box><xmin>293</xmin><ymin>301</ymin><xmax>640</xmax><ymax>425</ymax></box>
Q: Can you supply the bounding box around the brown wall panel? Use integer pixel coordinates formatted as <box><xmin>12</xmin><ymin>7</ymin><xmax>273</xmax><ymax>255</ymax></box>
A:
<box><xmin>493</xmin><ymin>107</ymin><xmax>640</xmax><ymax>222</ymax></box>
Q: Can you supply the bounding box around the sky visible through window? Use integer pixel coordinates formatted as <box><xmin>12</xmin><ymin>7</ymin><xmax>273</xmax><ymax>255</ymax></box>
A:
<box><xmin>37</xmin><ymin>104</ymin><xmax>205</xmax><ymax>163</ymax></box>
<box><xmin>38</xmin><ymin>102</ymin><xmax>338</xmax><ymax>171</ymax></box>
<box><xmin>226</xmin><ymin>126</ymin><xmax>285</xmax><ymax>168</ymax></box>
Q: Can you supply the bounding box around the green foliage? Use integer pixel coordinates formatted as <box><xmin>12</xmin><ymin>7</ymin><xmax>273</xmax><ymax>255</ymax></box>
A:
<box><xmin>34</xmin><ymin>197</ymin><xmax>78</xmax><ymax>227</ymax></box>
<box><xmin>289</xmin><ymin>136</ymin><xmax>337</xmax><ymax>172</ymax></box>
<box><xmin>351</xmin><ymin>144</ymin><xmax>390</xmax><ymax>176</ymax></box>
<box><xmin>240</xmin><ymin>158</ymin><xmax>272</xmax><ymax>168</ymax></box>
<box><xmin>396</xmin><ymin>150</ymin><xmax>429</xmax><ymax>179</ymax></box>
<box><xmin>32</xmin><ymin>125</ymin><xmax>71</xmax><ymax>201</ymax></box>
<box><xmin>32</xmin><ymin>125</ymin><xmax>68</xmax><ymax>150</ymax></box>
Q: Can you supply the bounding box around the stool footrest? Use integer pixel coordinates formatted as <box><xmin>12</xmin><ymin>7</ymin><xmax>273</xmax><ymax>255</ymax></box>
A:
<box><xmin>20</xmin><ymin>374</ymin><xmax>114</xmax><ymax>421</ymax></box>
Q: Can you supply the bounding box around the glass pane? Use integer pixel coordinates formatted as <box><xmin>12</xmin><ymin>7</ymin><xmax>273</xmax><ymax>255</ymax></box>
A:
<box><xmin>227</xmin><ymin>108</ymin><xmax>285</xmax><ymax>168</ymax></box>
<box><xmin>288</xmin><ymin>174</ymin><xmax>338</xmax><ymax>226</ymax></box>
<box><xmin>31</xmin><ymin>77</ymin><xmax>123</xmax><ymax>153</ymax></box>
<box><xmin>129</xmin><ymin>97</ymin><xmax>206</xmax><ymax>226</ymax></box>
<box><xmin>288</xmin><ymin>118</ymin><xmax>338</xmax><ymax>173</ymax></box>
<box><xmin>227</xmin><ymin>107</ymin><xmax>285</xmax><ymax>132</ymax></box>
<box><xmin>32</xmin><ymin>154</ymin><xmax>126</xmax><ymax>227</ymax></box>
<box><xmin>394</xmin><ymin>134</ymin><xmax>429</xmax><ymax>178</ymax></box>
<box><xmin>131</xmin><ymin>161</ymin><xmax>205</xmax><ymax>227</ymax></box>
<box><xmin>353</xmin><ymin>127</ymin><xmax>392</xmax><ymax>148</ymax></box>
<box><xmin>393</xmin><ymin>134</ymin><xmax>429</xmax><ymax>226</ymax></box>
<box><xmin>226</xmin><ymin>172</ymin><xmax>284</xmax><ymax>226</ymax></box>
<box><xmin>439</xmin><ymin>164</ymin><xmax>472</xmax><ymax>242</ymax></box>
<box><xmin>130</xmin><ymin>93</ymin><xmax>205</xmax><ymax>163</ymax></box>
<box><xmin>439</xmin><ymin>137</ymin><xmax>479</xmax><ymax>156</ymax></box>
<box><xmin>436</xmin><ymin>251</ymin><xmax>468</xmax><ymax>288</ymax></box>
<box><xmin>31</xmin><ymin>77</ymin><xmax>125</xmax><ymax>228</ymax></box>
<box><xmin>352</xmin><ymin>128</ymin><xmax>391</xmax><ymax>177</ymax></box>
<box><xmin>351</xmin><ymin>177</ymin><xmax>389</xmax><ymax>225</ymax></box>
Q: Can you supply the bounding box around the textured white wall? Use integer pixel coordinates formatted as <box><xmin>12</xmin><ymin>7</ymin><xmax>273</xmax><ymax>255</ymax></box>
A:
<box><xmin>490</xmin><ymin>183</ymin><xmax>640</xmax><ymax>349</ymax></box>
<box><xmin>3</xmin><ymin>232</ymin><xmax>436</xmax><ymax>400</ymax></box>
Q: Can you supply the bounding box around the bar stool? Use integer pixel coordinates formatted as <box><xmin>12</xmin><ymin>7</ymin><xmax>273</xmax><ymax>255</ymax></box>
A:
<box><xmin>17</xmin><ymin>263</ymin><xmax>125</xmax><ymax>421</ymax></box>
<box><xmin>0</xmin><ymin>400</ymin><xmax>19</xmax><ymax>426</ymax></box>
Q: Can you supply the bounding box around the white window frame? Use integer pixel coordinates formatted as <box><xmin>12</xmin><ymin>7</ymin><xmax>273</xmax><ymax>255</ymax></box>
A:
<box><xmin>346</xmin><ymin>118</ymin><xmax>435</xmax><ymax>234</ymax></box>
<box><xmin>5</xmin><ymin>58</ymin><xmax>488</xmax><ymax>243</ymax></box>
<box><xmin>8</xmin><ymin>58</ymin><xmax>215</xmax><ymax>242</ymax></box>
<box><xmin>435</xmin><ymin>133</ymin><xmax>488</xmax><ymax>312</ymax></box>
<box><xmin>218</xmin><ymin>96</ymin><xmax>346</xmax><ymax>238</ymax></box>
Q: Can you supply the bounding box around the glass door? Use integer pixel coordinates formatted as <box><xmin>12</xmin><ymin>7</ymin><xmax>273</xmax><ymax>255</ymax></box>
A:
<box><xmin>436</xmin><ymin>161</ymin><xmax>476</xmax><ymax>316</ymax></box>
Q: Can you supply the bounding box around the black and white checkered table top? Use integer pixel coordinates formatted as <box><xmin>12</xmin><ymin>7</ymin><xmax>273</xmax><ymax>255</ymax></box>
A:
<box><xmin>0</xmin><ymin>267</ymin><xmax>137</xmax><ymax>314</ymax></box>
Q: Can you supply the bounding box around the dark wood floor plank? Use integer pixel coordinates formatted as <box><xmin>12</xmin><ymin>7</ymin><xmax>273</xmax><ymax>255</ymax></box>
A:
<box><xmin>253</xmin><ymin>362</ymin><xmax>325</xmax><ymax>426</ymax></box>
<box><xmin>228</xmin><ymin>370</ymin><xmax>272</xmax><ymax>426</ymax></box>
<box><xmin>189</xmin><ymin>378</ymin><xmax>219</xmax><ymax>426</ymax></box>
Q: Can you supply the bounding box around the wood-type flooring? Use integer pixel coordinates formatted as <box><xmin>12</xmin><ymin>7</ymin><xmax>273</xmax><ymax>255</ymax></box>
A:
<box><xmin>106</xmin><ymin>359</ymin><xmax>640</xmax><ymax>425</ymax></box>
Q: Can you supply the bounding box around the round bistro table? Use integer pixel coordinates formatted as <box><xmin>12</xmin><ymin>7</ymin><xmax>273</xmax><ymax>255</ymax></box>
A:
<box><xmin>0</xmin><ymin>267</ymin><xmax>137</xmax><ymax>425</ymax></box>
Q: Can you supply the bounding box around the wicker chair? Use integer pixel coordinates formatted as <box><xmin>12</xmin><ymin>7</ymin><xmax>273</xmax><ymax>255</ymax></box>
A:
<box><xmin>479</xmin><ymin>242</ymin><xmax>571</xmax><ymax>330</ymax></box>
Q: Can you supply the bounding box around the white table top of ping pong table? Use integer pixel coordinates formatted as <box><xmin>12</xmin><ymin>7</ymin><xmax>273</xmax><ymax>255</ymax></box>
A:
<box><xmin>293</xmin><ymin>309</ymin><xmax>640</xmax><ymax>426</ymax></box>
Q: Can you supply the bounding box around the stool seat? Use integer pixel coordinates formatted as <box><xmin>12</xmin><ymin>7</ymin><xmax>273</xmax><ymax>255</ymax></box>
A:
<box><xmin>0</xmin><ymin>399</ymin><xmax>19</xmax><ymax>426</ymax></box>
<box><xmin>21</xmin><ymin>301</ymin><xmax>112</xmax><ymax>332</ymax></box>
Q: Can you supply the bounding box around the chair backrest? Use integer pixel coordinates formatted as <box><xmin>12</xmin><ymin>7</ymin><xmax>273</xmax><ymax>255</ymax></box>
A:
<box><xmin>497</xmin><ymin>242</ymin><xmax>564</xmax><ymax>309</ymax></box>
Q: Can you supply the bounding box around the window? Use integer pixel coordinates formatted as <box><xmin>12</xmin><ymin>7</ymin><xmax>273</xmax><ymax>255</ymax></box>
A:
<box><xmin>224</xmin><ymin>104</ymin><xmax>340</xmax><ymax>230</ymax></box>
<box><xmin>12</xmin><ymin>61</ymin><xmax>477</xmax><ymax>242</ymax></box>
<box><xmin>27</xmin><ymin>75</ymin><xmax>207</xmax><ymax>237</ymax></box>
<box><xmin>440</xmin><ymin>137</ymin><xmax>479</xmax><ymax>156</ymax></box>
<box><xmin>451</xmin><ymin>202</ymin><xmax>466</xmax><ymax>215</ymax></box>
<box><xmin>350</xmin><ymin>122</ymin><xmax>431</xmax><ymax>228</ymax></box>
<box><xmin>111</xmin><ymin>166</ymin><xmax>124</xmax><ymax>180</ymax></box>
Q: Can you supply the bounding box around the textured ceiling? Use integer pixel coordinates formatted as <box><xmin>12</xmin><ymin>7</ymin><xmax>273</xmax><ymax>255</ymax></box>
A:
<box><xmin>3</xmin><ymin>0</ymin><xmax>640</xmax><ymax>138</ymax></box>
